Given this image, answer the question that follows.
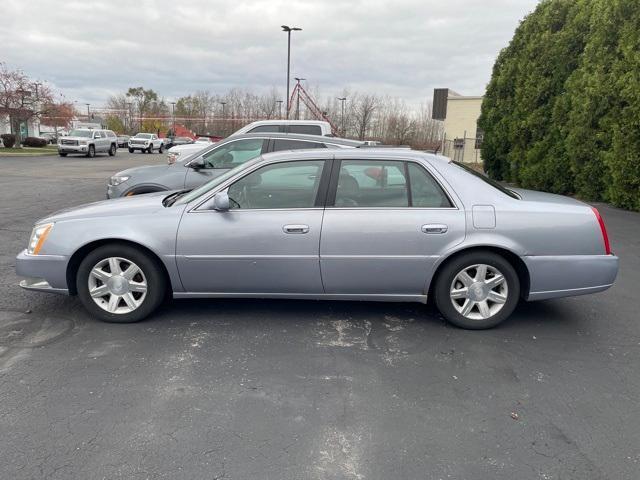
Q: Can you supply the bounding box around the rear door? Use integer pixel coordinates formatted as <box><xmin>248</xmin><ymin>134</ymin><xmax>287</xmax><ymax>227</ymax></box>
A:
<box><xmin>183</xmin><ymin>138</ymin><xmax>268</xmax><ymax>189</ymax></box>
<box><xmin>319</xmin><ymin>158</ymin><xmax>466</xmax><ymax>295</ymax></box>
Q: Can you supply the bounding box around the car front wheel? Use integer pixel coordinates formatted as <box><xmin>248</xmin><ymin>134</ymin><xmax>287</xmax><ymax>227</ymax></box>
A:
<box><xmin>159</xmin><ymin>144</ymin><xmax>164</xmax><ymax>153</ymax></box>
<box><xmin>434</xmin><ymin>251</ymin><xmax>520</xmax><ymax>329</ymax></box>
<box><xmin>76</xmin><ymin>244</ymin><xmax>167</xmax><ymax>323</ymax></box>
<box><xmin>87</xmin><ymin>145</ymin><xmax>95</xmax><ymax>158</ymax></box>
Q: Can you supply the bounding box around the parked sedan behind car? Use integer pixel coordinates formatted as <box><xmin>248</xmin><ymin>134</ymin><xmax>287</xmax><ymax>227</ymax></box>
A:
<box><xmin>17</xmin><ymin>149</ymin><xmax>618</xmax><ymax>329</ymax></box>
<box><xmin>107</xmin><ymin>133</ymin><xmax>363</xmax><ymax>198</ymax></box>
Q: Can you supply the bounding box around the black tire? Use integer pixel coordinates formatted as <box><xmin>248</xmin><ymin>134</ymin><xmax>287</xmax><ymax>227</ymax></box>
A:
<box><xmin>59</xmin><ymin>152</ymin><xmax>67</xmax><ymax>157</ymax></box>
<box><xmin>147</xmin><ymin>145</ymin><xmax>153</xmax><ymax>153</ymax></box>
<box><xmin>108</xmin><ymin>144</ymin><xmax>116</xmax><ymax>156</ymax></box>
<box><xmin>128</xmin><ymin>147</ymin><xmax>134</xmax><ymax>153</ymax></box>
<box><xmin>159</xmin><ymin>144</ymin><xmax>164</xmax><ymax>153</ymax></box>
<box><xmin>87</xmin><ymin>144</ymin><xmax>95</xmax><ymax>158</ymax></box>
<box><xmin>433</xmin><ymin>251</ymin><xmax>520</xmax><ymax>330</ymax></box>
<box><xmin>76</xmin><ymin>243</ymin><xmax>167</xmax><ymax>323</ymax></box>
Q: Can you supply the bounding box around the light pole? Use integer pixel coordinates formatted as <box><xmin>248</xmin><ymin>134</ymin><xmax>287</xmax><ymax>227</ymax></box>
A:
<box><xmin>170</xmin><ymin>102</ymin><xmax>176</xmax><ymax>137</ymax></box>
<box><xmin>276</xmin><ymin>100</ymin><xmax>283</xmax><ymax>119</ymax></box>
<box><xmin>337</xmin><ymin>97</ymin><xmax>347</xmax><ymax>136</ymax></box>
<box><xmin>281</xmin><ymin>25</ymin><xmax>302</xmax><ymax>119</ymax></box>
<box><xmin>85</xmin><ymin>103</ymin><xmax>90</xmax><ymax>121</ymax></box>
<box><xmin>220</xmin><ymin>101</ymin><xmax>227</xmax><ymax>135</ymax></box>
<box><xmin>294</xmin><ymin>77</ymin><xmax>305</xmax><ymax>120</ymax></box>
<box><xmin>126</xmin><ymin>102</ymin><xmax>132</xmax><ymax>133</ymax></box>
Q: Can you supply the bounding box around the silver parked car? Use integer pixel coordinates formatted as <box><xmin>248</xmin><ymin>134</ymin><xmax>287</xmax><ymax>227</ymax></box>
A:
<box><xmin>16</xmin><ymin>149</ymin><xmax>618</xmax><ymax>329</ymax></box>
<box><xmin>107</xmin><ymin>133</ymin><xmax>363</xmax><ymax>198</ymax></box>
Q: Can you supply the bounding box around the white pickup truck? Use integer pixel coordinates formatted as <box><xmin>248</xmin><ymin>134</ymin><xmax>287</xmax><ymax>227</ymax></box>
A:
<box><xmin>165</xmin><ymin>120</ymin><xmax>333</xmax><ymax>164</ymax></box>
<box><xmin>128</xmin><ymin>133</ymin><xmax>164</xmax><ymax>154</ymax></box>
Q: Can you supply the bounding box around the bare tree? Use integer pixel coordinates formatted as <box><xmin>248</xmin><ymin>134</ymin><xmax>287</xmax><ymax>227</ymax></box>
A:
<box><xmin>352</xmin><ymin>94</ymin><xmax>379</xmax><ymax>140</ymax></box>
<box><xmin>0</xmin><ymin>62</ymin><xmax>53</xmax><ymax>143</ymax></box>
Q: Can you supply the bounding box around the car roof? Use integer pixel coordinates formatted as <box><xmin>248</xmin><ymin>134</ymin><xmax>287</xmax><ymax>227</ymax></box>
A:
<box><xmin>244</xmin><ymin>119</ymin><xmax>329</xmax><ymax>125</ymax></box>
<box><xmin>232</xmin><ymin>132</ymin><xmax>364</xmax><ymax>147</ymax></box>
<box><xmin>258</xmin><ymin>147</ymin><xmax>448</xmax><ymax>163</ymax></box>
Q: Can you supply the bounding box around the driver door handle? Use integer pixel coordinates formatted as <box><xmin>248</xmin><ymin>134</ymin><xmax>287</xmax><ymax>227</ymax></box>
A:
<box><xmin>283</xmin><ymin>224</ymin><xmax>310</xmax><ymax>234</ymax></box>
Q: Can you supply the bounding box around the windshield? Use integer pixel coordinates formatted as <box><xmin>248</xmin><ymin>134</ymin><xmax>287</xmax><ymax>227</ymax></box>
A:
<box><xmin>173</xmin><ymin>157</ymin><xmax>263</xmax><ymax>206</ymax></box>
<box><xmin>134</xmin><ymin>133</ymin><xmax>152</xmax><ymax>139</ymax></box>
<box><xmin>69</xmin><ymin>130</ymin><xmax>93</xmax><ymax>138</ymax></box>
<box><xmin>452</xmin><ymin>161</ymin><xmax>520</xmax><ymax>199</ymax></box>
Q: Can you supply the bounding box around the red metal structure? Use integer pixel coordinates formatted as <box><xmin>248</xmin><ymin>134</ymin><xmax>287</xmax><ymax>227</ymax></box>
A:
<box><xmin>287</xmin><ymin>82</ymin><xmax>339</xmax><ymax>136</ymax></box>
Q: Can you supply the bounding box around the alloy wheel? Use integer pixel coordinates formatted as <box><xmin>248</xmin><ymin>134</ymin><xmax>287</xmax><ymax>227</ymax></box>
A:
<box><xmin>88</xmin><ymin>257</ymin><xmax>148</xmax><ymax>314</ymax></box>
<box><xmin>449</xmin><ymin>264</ymin><xmax>508</xmax><ymax>320</ymax></box>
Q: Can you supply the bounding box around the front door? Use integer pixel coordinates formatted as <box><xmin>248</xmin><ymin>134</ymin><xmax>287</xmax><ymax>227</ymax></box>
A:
<box><xmin>183</xmin><ymin>138</ymin><xmax>268</xmax><ymax>190</ymax></box>
<box><xmin>176</xmin><ymin>159</ymin><xmax>330</xmax><ymax>293</ymax></box>
<box><xmin>320</xmin><ymin>158</ymin><xmax>466</xmax><ymax>295</ymax></box>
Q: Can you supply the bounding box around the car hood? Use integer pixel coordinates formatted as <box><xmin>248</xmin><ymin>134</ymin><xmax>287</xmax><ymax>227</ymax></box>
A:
<box><xmin>168</xmin><ymin>143</ymin><xmax>208</xmax><ymax>154</ymax></box>
<box><xmin>510</xmin><ymin>187</ymin><xmax>588</xmax><ymax>207</ymax></box>
<box><xmin>114</xmin><ymin>163</ymin><xmax>175</xmax><ymax>178</ymax></box>
<box><xmin>62</xmin><ymin>136</ymin><xmax>92</xmax><ymax>141</ymax></box>
<box><xmin>38</xmin><ymin>191</ymin><xmax>177</xmax><ymax>224</ymax></box>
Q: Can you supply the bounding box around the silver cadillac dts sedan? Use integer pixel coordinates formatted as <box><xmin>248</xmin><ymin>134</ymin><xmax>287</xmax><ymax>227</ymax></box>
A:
<box><xmin>16</xmin><ymin>149</ymin><xmax>618</xmax><ymax>329</ymax></box>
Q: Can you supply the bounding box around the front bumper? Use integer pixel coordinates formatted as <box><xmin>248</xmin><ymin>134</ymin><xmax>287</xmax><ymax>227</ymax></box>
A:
<box><xmin>106</xmin><ymin>181</ymin><xmax>129</xmax><ymax>198</ymax></box>
<box><xmin>58</xmin><ymin>145</ymin><xmax>88</xmax><ymax>153</ymax></box>
<box><xmin>15</xmin><ymin>249</ymin><xmax>70</xmax><ymax>295</ymax></box>
<box><xmin>128</xmin><ymin>143</ymin><xmax>150</xmax><ymax>150</ymax></box>
<box><xmin>524</xmin><ymin>254</ymin><xmax>619</xmax><ymax>301</ymax></box>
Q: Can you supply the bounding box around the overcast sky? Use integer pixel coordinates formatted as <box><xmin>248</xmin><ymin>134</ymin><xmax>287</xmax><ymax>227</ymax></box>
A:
<box><xmin>1</xmin><ymin>0</ymin><xmax>539</xmax><ymax>107</ymax></box>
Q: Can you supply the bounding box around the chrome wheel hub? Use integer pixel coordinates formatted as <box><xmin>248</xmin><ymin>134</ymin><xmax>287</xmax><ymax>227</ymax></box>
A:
<box><xmin>450</xmin><ymin>264</ymin><xmax>508</xmax><ymax>320</ymax></box>
<box><xmin>88</xmin><ymin>257</ymin><xmax>147</xmax><ymax>314</ymax></box>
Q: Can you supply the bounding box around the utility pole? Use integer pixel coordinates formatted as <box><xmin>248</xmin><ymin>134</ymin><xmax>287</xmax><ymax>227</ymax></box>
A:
<box><xmin>126</xmin><ymin>102</ymin><xmax>132</xmax><ymax>133</ymax></box>
<box><xmin>281</xmin><ymin>25</ymin><xmax>302</xmax><ymax>119</ymax></box>
<box><xmin>170</xmin><ymin>102</ymin><xmax>176</xmax><ymax>137</ymax></box>
<box><xmin>85</xmin><ymin>103</ymin><xmax>90</xmax><ymax>121</ymax></box>
<box><xmin>220</xmin><ymin>101</ymin><xmax>227</xmax><ymax>135</ymax></box>
<box><xmin>294</xmin><ymin>77</ymin><xmax>305</xmax><ymax>120</ymax></box>
<box><xmin>337</xmin><ymin>97</ymin><xmax>347</xmax><ymax>137</ymax></box>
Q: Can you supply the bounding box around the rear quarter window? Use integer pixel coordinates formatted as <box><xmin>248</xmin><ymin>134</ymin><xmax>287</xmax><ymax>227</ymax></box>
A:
<box><xmin>287</xmin><ymin>125</ymin><xmax>322</xmax><ymax>135</ymax></box>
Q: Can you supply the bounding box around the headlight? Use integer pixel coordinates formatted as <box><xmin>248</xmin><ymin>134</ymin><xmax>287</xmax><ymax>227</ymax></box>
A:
<box><xmin>27</xmin><ymin>223</ymin><xmax>54</xmax><ymax>255</ymax></box>
<box><xmin>109</xmin><ymin>175</ymin><xmax>130</xmax><ymax>186</ymax></box>
<box><xmin>79</xmin><ymin>140</ymin><xmax>87</xmax><ymax>145</ymax></box>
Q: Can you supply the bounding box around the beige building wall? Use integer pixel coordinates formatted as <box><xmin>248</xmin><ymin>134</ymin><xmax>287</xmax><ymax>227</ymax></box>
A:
<box><xmin>442</xmin><ymin>95</ymin><xmax>483</xmax><ymax>164</ymax></box>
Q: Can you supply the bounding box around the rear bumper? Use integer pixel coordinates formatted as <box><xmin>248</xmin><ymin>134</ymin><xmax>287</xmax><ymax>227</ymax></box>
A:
<box><xmin>524</xmin><ymin>254</ymin><xmax>618</xmax><ymax>301</ymax></box>
<box><xmin>15</xmin><ymin>249</ymin><xmax>70</xmax><ymax>295</ymax></box>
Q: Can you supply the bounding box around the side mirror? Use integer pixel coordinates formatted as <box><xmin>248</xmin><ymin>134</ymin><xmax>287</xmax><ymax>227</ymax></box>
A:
<box><xmin>190</xmin><ymin>157</ymin><xmax>205</xmax><ymax>170</ymax></box>
<box><xmin>212</xmin><ymin>191</ymin><xmax>230</xmax><ymax>211</ymax></box>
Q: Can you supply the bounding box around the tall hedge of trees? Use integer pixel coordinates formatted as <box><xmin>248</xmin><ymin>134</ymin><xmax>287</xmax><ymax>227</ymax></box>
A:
<box><xmin>479</xmin><ymin>0</ymin><xmax>640</xmax><ymax>210</ymax></box>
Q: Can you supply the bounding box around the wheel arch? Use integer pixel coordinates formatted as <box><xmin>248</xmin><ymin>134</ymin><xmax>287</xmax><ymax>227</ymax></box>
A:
<box><xmin>428</xmin><ymin>245</ymin><xmax>530</xmax><ymax>300</ymax></box>
<box><xmin>66</xmin><ymin>239</ymin><xmax>172</xmax><ymax>296</ymax></box>
<box><xmin>122</xmin><ymin>183</ymin><xmax>169</xmax><ymax>196</ymax></box>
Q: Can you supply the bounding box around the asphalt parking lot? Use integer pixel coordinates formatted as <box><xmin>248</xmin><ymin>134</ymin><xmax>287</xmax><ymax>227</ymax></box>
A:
<box><xmin>1</xmin><ymin>150</ymin><xmax>639</xmax><ymax>479</ymax></box>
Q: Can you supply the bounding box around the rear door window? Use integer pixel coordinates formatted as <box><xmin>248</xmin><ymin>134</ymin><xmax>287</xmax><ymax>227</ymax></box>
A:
<box><xmin>248</xmin><ymin>125</ymin><xmax>282</xmax><ymax>133</ymax></box>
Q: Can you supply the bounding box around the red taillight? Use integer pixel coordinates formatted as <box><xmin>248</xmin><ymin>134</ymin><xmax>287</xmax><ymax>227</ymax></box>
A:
<box><xmin>591</xmin><ymin>207</ymin><xmax>612</xmax><ymax>255</ymax></box>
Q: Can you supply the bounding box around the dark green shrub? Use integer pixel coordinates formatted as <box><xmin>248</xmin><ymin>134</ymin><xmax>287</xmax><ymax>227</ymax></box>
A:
<box><xmin>23</xmin><ymin>136</ymin><xmax>47</xmax><ymax>148</ymax></box>
<box><xmin>1</xmin><ymin>134</ymin><xmax>16</xmax><ymax>148</ymax></box>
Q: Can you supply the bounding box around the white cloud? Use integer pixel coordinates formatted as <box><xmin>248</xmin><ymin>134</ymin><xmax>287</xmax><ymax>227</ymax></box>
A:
<box><xmin>0</xmin><ymin>0</ymin><xmax>539</xmax><ymax>105</ymax></box>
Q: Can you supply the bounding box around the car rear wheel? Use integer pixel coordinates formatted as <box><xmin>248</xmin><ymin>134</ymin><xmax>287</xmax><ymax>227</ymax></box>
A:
<box><xmin>87</xmin><ymin>145</ymin><xmax>95</xmax><ymax>158</ymax></box>
<box><xmin>434</xmin><ymin>251</ymin><xmax>520</xmax><ymax>329</ymax></box>
<box><xmin>76</xmin><ymin>244</ymin><xmax>167</xmax><ymax>323</ymax></box>
<box><xmin>58</xmin><ymin>152</ymin><xmax>67</xmax><ymax>157</ymax></box>
<box><xmin>108</xmin><ymin>144</ymin><xmax>116</xmax><ymax>156</ymax></box>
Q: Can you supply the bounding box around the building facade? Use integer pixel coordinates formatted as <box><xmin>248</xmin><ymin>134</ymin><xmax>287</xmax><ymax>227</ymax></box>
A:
<box><xmin>432</xmin><ymin>88</ymin><xmax>483</xmax><ymax>164</ymax></box>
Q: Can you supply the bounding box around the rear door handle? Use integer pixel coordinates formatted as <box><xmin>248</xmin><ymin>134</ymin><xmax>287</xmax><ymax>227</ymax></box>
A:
<box><xmin>421</xmin><ymin>224</ymin><xmax>448</xmax><ymax>234</ymax></box>
<box><xmin>283</xmin><ymin>224</ymin><xmax>310</xmax><ymax>234</ymax></box>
